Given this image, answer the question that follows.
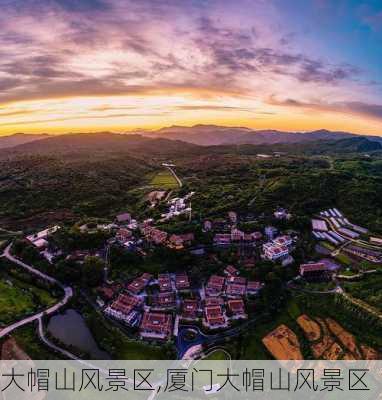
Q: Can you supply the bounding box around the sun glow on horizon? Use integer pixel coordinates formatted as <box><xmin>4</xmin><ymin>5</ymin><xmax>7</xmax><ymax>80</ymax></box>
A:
<box><xmin>0</xmin><ymin>94</ymin><xmax>381</xmax><ymax>137</ymax></box>
<box><xmin>0</xmin><ymin>0</ymin><xmax>381</xmax><ymax>136</ymax></box>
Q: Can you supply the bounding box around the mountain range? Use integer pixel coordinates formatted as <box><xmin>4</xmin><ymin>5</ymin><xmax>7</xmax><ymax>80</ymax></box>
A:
<box><xmin>0</xmin><ymin>125</ymin><xmax>381</xmax><ymax>152</ymax></box>
<box><xmin>139</xmin><ymin>124</ymin><xmax>382</xmax><ymax>146</ymax></box>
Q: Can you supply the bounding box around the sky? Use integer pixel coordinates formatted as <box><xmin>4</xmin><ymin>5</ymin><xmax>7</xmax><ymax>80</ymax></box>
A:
<box><xmin>0</xmin><ymin>0</ymin><xmax>381</xmax><ymax>136</ymax></box>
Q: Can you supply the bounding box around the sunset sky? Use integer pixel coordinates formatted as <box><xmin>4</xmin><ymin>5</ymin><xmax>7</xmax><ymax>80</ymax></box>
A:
<box><xmin>0</xmin><ymin>0</ymin><xmax>381</xmax><ymax>136</ymax></box>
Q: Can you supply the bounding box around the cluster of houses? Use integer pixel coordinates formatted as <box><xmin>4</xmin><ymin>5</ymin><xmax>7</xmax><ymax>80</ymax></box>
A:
<box><xmin>202</xmin><ymin>266</ymin><xmax>263</xmax><ymax>330</ymax></box>
<box><xmin>161</xmin><ymin>192</ymin><xmax>194</xmax><ymax>221</ymax></box>
<box><xmin>139</xmin><ymin>224</ymin><xmax>195</xmax><ymax>250</ymax></box>
<box><xmin>24</xmin><ymin>206</ymin><xmax>299</xmax><ymax>274</ymax></box>
<box><xmin>99</xmin><ymin>265</ymin><xmax>264</xmax><ymax>341</ymax></box>
<box><xmin>213</xmin><ymin>229</ymin><xmax>263</xmax><ymax>246</ymax></box>
<box><xmin>207</xmin><ymin>211</ymin><xmax>297</xmax><ymax>265</ymax></box>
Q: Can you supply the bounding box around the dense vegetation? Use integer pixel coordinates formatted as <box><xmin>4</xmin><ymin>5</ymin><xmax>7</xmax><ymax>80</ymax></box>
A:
<box><xmin>343</xmin><ymin>271</ymin><xmax>382</xmax><ymax>311</ymax></box>
<box><xmin>1</xmin><ymin>133</ymin><xmax>382</xmax><ymax>359</ymax></box>
<box><xmin>1</xmin><ymin>133</ymin><xmax>382</xmax><ymax>234</ymax></box>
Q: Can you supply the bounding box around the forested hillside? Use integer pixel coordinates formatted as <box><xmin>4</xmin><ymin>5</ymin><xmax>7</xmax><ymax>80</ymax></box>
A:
<box><xmin>1</xmin><ymin>133</ymin><xmax>382</xmax><ymax>233</ymax></box>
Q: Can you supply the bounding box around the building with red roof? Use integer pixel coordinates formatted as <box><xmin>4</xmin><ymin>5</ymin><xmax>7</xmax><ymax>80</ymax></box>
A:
<box><xmin>246</xmin><ymin>281</ymin><xmax>263</xmax><ymax>295</ymax></box>
<box><xmin>226</xmin><ymin>283</ymin><xmax>246</xmax><ymax>298</ymax></box>
<box><xmin>104</xmin><ymin>293</ymin><xmax>142</xmax><ymax>326</ymax></box>
<box><xmin>227</xmin><ymin>299</ymin><xmax>247</xmax><ymax>319</ymax></box>
<box><xmin>116</xmin><ymin>228</ymin><xmax>133</xmax><ymax>243</ymax></box>
<box><xmin>97</xmin><ymin>283</ymin><xmax>121</xmax><ymax>301</ymax></box>
<box><xmin>142</xmin><ymin>226</ymin><xmax>168</xmax><ymax>245</ymax></box>
<box><xmin>231</xmin><ymin>228</ymin><xmax>245</xmax><ymax>241</ymax></box>
<box><xmin>204</xmin><ymin>297</ymin><xmax>224</xmax><ymax>307</ymax></box>
<box><xmin>227</xmin><ymin>276</ymin><xmax>246</xmax><ymax>285</ymax></box>
<box><xmin>127</xmin><ymin>273</ymin><xmax>152</xmax><ymax>294</ymax></box>
<box><xmin>300</xmin><ymin>263</ymin><xmax>331</xmax><ymax>281</ymax></box>
<box><xmin>263</xmin><ymin>242</ymin><xmax>289</xmax><ymax>261</ymax></box>
<box><xmin>158</xmin><ymin>273</ymin><xmax>172</xmax><ymax>292</ymax></box>
<box><xmin>181</xmin><ymin>299</ymin><xmax>199</xmax><ymax>320</ymax></box>
<box><xmin>206</xmin><ymin>275</ymin><xmax>225</xmax><ymax>296</ymax></box>
<box><xmin>273</xmin><ymin>235</ymin><xmax>293</xmax><ymax>247</ymax></box>
<box><xmin>153</xmin><ymin>292</ymin><xmax>176</xmax><ymax>309</ymax></box>
<box><xmin>203</xmin><ymin>306</ymin><xmax>227</xmax><ymax>329</ymax></box>
<box><xmin>140</xmin><ymin>312</ymin><xmax>172</xmax><ymax>340</ymax></box>
<box><xmin>175</xmin><ymin>273</ymin><xmax>190</xmax><ymax>290</ymax></box>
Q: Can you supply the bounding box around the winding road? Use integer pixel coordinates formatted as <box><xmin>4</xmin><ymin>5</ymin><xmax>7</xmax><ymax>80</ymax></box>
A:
<box><xmin>0</xmin><ymin>243</ymin><xmax>73</xmax><ymax>339</ymax></box>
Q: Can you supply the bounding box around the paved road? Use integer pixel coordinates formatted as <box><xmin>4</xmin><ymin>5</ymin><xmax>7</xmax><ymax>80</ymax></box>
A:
<box><xmin>166</xmin><ymin>166</ymin><xmax>182</xmax><ymax>188</ymax></box>
<box><xmin>0</xmin><ymin>243</ymin><xmax>73</xmax><ymax>339</ymax></box>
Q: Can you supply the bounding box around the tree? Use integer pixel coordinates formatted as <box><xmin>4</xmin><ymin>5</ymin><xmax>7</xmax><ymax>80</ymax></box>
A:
<box><xmin>82</xmin><ymin>256</ymin><xmax>104</xmax><ymax>287</ymax></box>
<box><xmin>55</xmin><ymin>259</ymin><xmax>81</xmax><ymax>283</ymax></box>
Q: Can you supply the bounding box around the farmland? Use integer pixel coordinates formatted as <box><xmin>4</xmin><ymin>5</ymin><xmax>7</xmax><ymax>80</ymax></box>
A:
<box><xmin>150</xmin><ymin>169</ymin><xmax>179</xmax><ymax>189</ymax></box>
<box><xmin>262</xmin><ymin>314</ymin><xmax>379</xmax><ymax>360</ymax></box>
<box><xmin>262</xmin><ymin>324</ymin><xmax>303</xmax><ymax>360</ymax></box>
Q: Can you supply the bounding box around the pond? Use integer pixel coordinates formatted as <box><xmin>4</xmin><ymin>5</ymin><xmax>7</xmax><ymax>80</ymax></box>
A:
<box><xmin>47</xmin><ymin>309</ymin><xmax>110</xmax><ymax>359</ymax></box>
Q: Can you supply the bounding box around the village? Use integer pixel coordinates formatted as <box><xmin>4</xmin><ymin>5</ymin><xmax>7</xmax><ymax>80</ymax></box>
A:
<box><xmin>2</xmin><ymin>162</ymin><xmax>382</xmax><ymax>362</ymax></box>
<box><xmin>13</xmin><ymin>158</ymin><xmax>382</xmax><ymax>357</ymax></box>
<box><xmin>21</xmin><ymin>196</ymin><xmax>374</xmax><ymax>349</ymax></box>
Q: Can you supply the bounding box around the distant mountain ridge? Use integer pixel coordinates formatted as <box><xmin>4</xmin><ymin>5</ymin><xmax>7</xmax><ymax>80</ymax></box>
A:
<box><xmin>1</xmin><ymin>126</ymin><xmax>381</xmax><ymax>151</ymax></box>
<box><xmin>139</xmin><ymin>124</ymin><xmax>382</xmax><ymax>146</ymax></box>
<box><xmin>0</xmin><ymin>133</ymin><xmax>50</xmax><ymax>149</ymax></box>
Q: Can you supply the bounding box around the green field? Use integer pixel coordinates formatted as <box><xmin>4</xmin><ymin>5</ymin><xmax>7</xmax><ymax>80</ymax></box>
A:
<box><xmin>150</xmin><ymin>169</ymin><xmax>179</xmax><ymax>189</ymax></box>
<box><xmin>0</xmin><ymin>280</ymin><xmax>37</xmax><ymax>324</ymax></box>
<box><xmin>0</xmin><ymin>275</ymin><xmax>56</xmax><ymax>326</ymax></box>
<box><xmin>320</xmin><ymin>241</ymin><xmax>335</xmax><ymax>251</ymax></box>
<box><xmin>335</xmin><ymin>251</ymin><xmax>352</xmax><ymax>266</ymax></box>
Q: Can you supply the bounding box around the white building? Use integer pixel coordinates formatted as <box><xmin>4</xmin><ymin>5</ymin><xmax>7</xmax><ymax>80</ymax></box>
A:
<box><xmin>263</xmin><ymin>242</ymin><xmax>289</xmax><ymax>261</ymax></box>
<box><xmin>26</xmin><ymin>225</ymin><xmax>60</xmax><ymax>243</ymax></box>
